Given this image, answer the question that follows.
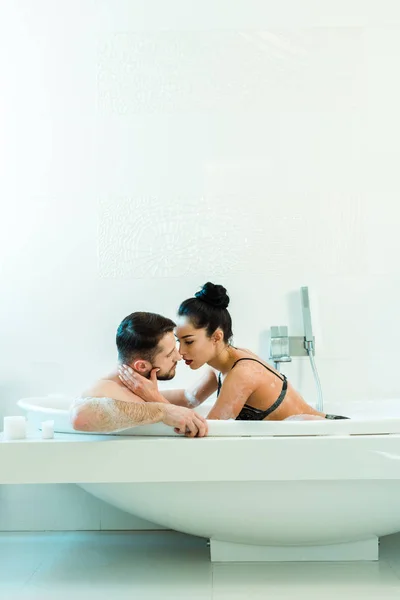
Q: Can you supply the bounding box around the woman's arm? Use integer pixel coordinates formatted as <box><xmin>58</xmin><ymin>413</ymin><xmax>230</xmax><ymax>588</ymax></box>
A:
<box><xmin>119</xmin><ymin>366</ymin><xmax>218</xmax><ymax>408</ymax></box>
<box><xmin>162</xmin><ymin>368</ymin><xmax>218</xmax><ymax>407</ymax></box>
<box><xmin>206</xmin><ymin>366</ymin><xmax>257</xmax><ymax>420</ymax></box>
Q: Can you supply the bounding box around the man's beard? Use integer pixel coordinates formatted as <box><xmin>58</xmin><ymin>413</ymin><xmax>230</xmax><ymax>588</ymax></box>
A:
<box><xmin>157</xmin><ymin>373</ymin><xmax>175</xmax><ymax>381</ymax></box>
<box><xmin>152</xmin><ymin>364</ymin><xmax>177</xmax><ymax>381</ymax></box>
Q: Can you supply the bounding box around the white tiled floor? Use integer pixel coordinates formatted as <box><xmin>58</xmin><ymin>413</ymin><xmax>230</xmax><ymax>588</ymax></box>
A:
<box><xmin>1</xmin><ymin>531</ymin><xmax>400</xmax><ymax>599</ymax></box>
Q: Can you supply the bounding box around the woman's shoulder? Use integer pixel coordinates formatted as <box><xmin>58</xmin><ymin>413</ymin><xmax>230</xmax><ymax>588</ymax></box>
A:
<box><xmin>232</xmin><ymin>347</ymin><xmax>266</xmax><ymax>365</ymax></box>
<box><xmin>221</xmin><ymin>352</ymin><xmax>265</xmax><ymax>396</ymax></box>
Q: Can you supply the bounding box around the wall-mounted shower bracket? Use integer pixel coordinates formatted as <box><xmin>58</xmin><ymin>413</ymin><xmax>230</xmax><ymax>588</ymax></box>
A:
<box><xmin>270</xmin><ymin>326</ymin><xmax>315</xmax><ymax>361</ymax></box>
<box><xmin>290</xmin><ymin>336</ymin><xmax>316</xmax><ymax>357</ymax></box>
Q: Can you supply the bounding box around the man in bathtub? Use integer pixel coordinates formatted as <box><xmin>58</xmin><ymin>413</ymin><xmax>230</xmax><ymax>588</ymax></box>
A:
<box><xmin>71</xmin><ymin>312</ymin><xmax>209</xmax><ymax>438</ymax></box>
<box><xmin>72</xmin><ymin>283</ymin><xmax>347</xmax><ymax>436</ymax></box>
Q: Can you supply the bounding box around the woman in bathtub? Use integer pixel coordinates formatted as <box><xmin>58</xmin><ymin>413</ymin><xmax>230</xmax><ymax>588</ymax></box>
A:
<box><xmin>119</xmin><ymin>282</ymin><xmax>348</xmax><ymax>422</ymax></box>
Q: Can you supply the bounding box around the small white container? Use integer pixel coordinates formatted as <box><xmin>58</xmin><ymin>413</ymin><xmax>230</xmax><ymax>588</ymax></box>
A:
<box><xmin>41</xmin><ymin>420</ymin><xmax>54</xmax><ymax>439</ymax></box>
<box><xmin>3</xmin><ymin>416</ymin><xmax>27</xmax><ymax>440</ymax></box>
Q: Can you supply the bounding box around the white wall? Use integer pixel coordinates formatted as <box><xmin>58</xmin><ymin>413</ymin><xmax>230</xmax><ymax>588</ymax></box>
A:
<box><xmin>1</xmin><ymin>0</ymin><xmax>400</xmax><ymax>530</ymax></box>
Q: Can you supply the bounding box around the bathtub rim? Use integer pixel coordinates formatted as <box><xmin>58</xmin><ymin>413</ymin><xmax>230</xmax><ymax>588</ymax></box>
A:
<box><xmin>16</xmin><ymin>396</ymin><xmax>400</xmax><ymax>438</ymax></box>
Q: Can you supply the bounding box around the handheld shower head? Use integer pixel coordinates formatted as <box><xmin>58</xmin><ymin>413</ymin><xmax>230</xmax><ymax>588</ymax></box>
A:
<box><xmin>300</xmin><ymin>286</ymin><xmax>323</xmax><ymax>411</ymax></box>
<box><xmin>301</xmin><ymin>286</ymin><xmax>314</xmax><ymax>345</ymax></box>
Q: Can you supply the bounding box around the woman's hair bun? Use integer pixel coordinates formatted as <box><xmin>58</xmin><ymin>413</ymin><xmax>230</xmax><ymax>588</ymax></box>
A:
<box><xmin>194</xmin><ymin>282</ymin><xmax>230</xmax><ymax>310</ymax></box>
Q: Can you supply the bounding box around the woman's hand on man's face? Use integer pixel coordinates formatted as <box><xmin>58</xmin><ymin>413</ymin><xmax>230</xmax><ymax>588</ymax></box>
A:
<box><xmin>118</xmin><ymin>365</ymin><xmax>168</xmax><ymax>403</ymax></box>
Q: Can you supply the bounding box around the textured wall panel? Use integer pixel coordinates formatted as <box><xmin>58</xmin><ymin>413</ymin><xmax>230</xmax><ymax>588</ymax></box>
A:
<box><xmin>98</xmin><ymin>194</ymin><xmax>365</xmax><ymax>278</ymax></box>
<box><xmin>97</xmin><ymin>29</ymin><xmax>364</xmax><ymax>114</ymax></box>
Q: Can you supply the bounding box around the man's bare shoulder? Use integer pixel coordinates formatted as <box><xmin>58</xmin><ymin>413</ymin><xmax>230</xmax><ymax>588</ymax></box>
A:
<box><xmin>81</xmin><ymin>378</ymin><xmax>113</xmax><ymax>397</ymax></box>
<box><xmin>81</xmin><ymin>377</ymin><xmax>144</xmax><ymax>404</ymax></box>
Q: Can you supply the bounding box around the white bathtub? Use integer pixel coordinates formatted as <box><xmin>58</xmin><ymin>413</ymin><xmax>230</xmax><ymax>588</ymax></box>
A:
<box><xmin>16</xmin><ymin>395</ymin><xmax>400</xmax><ymax>562</ymax></box>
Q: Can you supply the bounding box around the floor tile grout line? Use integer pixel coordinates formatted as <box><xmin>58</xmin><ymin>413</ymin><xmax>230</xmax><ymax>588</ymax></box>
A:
<box><xmin>22</xmin><ymin>560</ymin><xmax>45</xmax><ymax>589</ymax></box>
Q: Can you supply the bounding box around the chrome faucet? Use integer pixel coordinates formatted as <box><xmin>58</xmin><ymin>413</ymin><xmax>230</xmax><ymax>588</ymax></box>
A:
<box><xmin>269</xmin><ymin>326</ymin><xmax>292</xmax><ymax>371</ymax></box>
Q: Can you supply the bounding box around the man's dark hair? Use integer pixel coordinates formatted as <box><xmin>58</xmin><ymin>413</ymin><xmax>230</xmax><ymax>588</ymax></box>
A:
<box><xmin>116</xmin><ymin>312</ymin><xmax>176</xmax><ymax>364</ymax></box>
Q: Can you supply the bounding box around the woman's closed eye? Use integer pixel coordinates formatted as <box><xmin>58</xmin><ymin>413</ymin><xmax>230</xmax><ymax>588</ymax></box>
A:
<box><xmin>184</xmin><ymin>341</ymin><xmax>194</xmax><ymax>345</ymax></box>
